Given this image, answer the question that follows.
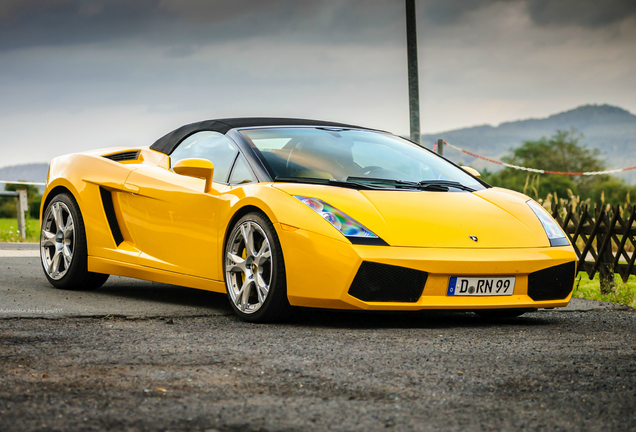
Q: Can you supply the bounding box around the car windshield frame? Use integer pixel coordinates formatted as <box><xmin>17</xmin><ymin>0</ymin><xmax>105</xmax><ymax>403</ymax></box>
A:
<box><xmin>237</xmin><ymin>126</ymin><xmax>489</xmax><ymax>191</ymax></box>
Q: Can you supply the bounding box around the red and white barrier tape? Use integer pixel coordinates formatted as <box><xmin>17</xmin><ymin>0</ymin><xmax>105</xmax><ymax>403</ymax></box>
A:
<box><xmin>0</xmin><ymin>180</ymin><xmax>45</xmax><ymax>186</ymax></box>
<box><xmin>441</xmin><ymin>140</ymin><xmax>636</xmax><ymax>176</ymax></box>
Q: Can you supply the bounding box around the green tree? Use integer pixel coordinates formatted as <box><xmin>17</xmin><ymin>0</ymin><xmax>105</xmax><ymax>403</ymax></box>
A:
<box><xmin>484</xmin><ymin>130</ymin><xmax>636</xmax><ymax>204</ymax></box>
<box><xmin>589</xmin><ymin>176</ymin><xmax>636</xmax><ymax>206</ymax></box>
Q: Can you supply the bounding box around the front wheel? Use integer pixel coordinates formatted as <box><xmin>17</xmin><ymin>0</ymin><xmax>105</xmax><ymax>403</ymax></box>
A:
<box><xmin>40</xmin><ymin>192</ymin><xmax>109</xmax><ymax>290</ymax></box>
<box><xmin>224</xmin><ymin>211</ymin><xmax>290</xmax><ymax>323</ymax></box>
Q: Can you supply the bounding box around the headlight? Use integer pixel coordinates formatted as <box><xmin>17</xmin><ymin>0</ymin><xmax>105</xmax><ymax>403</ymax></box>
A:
<box><xmin>527</xmin><ymin>200</ymin><xmax>569</xmax><ymax>246</ymax></box>
<box><xmin>294</xmin><ymin>196</ymin><xmax>380</xmax><ymax>241</ymax></box>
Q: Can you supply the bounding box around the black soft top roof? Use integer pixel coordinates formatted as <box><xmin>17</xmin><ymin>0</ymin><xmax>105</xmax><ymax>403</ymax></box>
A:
<box><xmin>150</xmin><ymin>117</ymin><xmax>376</xmax><ymax>155</ymax></box>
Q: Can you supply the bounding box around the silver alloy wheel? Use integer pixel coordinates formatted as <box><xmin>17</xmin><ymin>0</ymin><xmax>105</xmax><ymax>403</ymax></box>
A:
<box><xmin>225</xmin><ymin>220</ymin><xmax>272</xmax><ymax>314</ymax></box>
<box><xmin>41</xmin><ymin>201</ymin><xmax>75</xmax><ymax>280</ymax></box>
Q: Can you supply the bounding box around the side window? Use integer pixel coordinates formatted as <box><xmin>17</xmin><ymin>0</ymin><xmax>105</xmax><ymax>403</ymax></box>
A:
<box><xmin>170</xmin><ymin>131</ymin><xmax>238</xmax><ymax>183</ymax></box>
<box><xmin>229</xmin><ymin>156</ymin><xmax>256</xmax><ymax>185</ymax></box>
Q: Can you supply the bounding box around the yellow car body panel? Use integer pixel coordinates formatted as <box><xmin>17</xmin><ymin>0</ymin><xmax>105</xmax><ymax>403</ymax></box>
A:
<box><xmin>271</xmin><ymin>183</ymin><xmax>552</xmax><ymax>248</ymax></box>
<box><xmin>279</xmin><ymin>226</ymin><xmax>573</xmax><ymax>310</ymax></box>
<box><xmin>41</xmin><ymin>143</ymin><xmax>577</xmax><ymax>311</ymax></box>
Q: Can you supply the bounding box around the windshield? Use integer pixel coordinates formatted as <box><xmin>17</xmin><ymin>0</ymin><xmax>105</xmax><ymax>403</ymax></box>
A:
<box><xmin>239</xmin><ymin>127</ymin><xmax>485</xmax><ymax>191</ymax></box>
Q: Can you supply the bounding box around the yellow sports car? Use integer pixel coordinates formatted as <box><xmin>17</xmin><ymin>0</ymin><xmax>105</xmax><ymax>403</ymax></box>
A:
<box><xmin>40</xmin><ymin>118</ymin><xmax>576</xmax><ymax>322</ymax></box>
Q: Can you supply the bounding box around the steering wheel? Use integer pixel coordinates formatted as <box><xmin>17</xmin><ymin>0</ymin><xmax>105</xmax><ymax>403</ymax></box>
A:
<box><xmin>361</xmin><ymin>166</ymin><xmax>384</xmax><ymax>176</ymax></box>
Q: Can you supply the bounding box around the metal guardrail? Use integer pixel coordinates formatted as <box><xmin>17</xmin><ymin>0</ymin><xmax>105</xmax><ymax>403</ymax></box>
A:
<box><xmin>0</xmin><ymin>181</ymin><xmax>45</xmax><ymax>186</ymax></box>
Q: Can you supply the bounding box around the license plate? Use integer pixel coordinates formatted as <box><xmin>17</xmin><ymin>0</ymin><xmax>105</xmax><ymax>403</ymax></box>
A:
<box><xmin>447</xmin><ymin>276</ymin><xmax>515</xmax><ymax>296</ymax></box>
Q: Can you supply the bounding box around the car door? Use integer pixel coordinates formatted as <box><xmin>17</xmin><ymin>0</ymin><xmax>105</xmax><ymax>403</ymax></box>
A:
<box><xmin>121</xmin><ymin>131</ymin><xmax>240</xmax><ymax>280</ymax></box>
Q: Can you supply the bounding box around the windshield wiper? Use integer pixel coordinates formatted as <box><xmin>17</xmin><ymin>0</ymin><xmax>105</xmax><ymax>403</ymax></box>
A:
<box><xmin>347</xmin><ymin>176</ymin><xmax>448</xmax><ymax>191</ymax></box>
<box><xmin>417</xmin><ymin>180</ymin><xmax>476</xmax><ymax>192</ymax></box>
<box><xmin>346</xmin><ymin>176</ymin><xmax>475</xmax><ymax>192</ymax></box>
<box><xmin>274</xmin><ymin>176</ymin><xmax>382</xmax><ymax>190</ymax></box>
<box><xmin>346</xmin><ymin>176</ymin><xmax>420</xmax><ymax>188</ymax></box>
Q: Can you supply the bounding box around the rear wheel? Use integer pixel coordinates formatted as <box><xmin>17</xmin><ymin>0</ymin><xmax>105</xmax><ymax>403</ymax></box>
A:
<box><xmin>224</xmin><ymin>211</ymin><xmax>290</xmax><ymax>322</ymax></box>
<box><xmin>40</xmin><ymin>192</ymin><xmax>109</xmax><ymax>290</ymax></box>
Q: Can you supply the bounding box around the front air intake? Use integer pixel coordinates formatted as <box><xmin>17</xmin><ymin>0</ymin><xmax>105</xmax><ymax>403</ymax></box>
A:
<box><xmin>103</xmin><ymin>150</ymin><xmax>140</xmax><ymax>162</ymax></box>
<box><xmin>527</xmin><ymin>261</ymin><xmax>576</xmax><ymax>301</ymax></box>
<box><xmin>348</xmin><ymin>262</ymin><xmax>427</xmax><ymax>302</ymax></box>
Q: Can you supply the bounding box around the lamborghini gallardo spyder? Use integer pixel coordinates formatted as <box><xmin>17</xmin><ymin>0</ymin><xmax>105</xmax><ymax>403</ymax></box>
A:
<box><xmin>40</xmin><ymin>118</ymin><xmax>577</xmax><ymax>322</ymax></box>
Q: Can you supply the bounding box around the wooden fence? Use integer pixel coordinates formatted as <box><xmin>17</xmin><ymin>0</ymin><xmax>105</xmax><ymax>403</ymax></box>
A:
<box><xmin>551</xmin><ymin>204</ymin><xmax>636</xmax><ymax>290</ymax></box>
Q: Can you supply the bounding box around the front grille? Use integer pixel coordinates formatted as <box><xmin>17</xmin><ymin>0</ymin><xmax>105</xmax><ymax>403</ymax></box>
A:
<box><xmin>348</xmin><ymin>262</ymin><xmax>427</xmax><ymax>302</ymax></box>
<box><xmin>527</xmin><ymin>261</ymin><xmax>576</xmax><ymax>301</ymax></box>
<box><xmin>103</xmin><ymin>150</ymin><xmax>140</xmax><ymax>162</ymax></box>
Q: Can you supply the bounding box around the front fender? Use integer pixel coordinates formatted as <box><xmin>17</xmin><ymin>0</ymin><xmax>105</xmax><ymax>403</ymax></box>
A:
<box><xmin>216</xmin><ymin>183</ymin><xmax>351</xmax><ymax>280</ymax></box>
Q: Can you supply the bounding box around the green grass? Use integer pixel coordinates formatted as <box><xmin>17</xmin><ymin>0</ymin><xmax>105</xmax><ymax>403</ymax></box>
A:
<box><xmin>0</xmin><ymin>218</ymin><xmax>39</xmax><ymax>243</ymax></box>
<box><xmin>573</xmin><ymin>271</ymin><xmax>636</xmax><ymax>308</ymax></box>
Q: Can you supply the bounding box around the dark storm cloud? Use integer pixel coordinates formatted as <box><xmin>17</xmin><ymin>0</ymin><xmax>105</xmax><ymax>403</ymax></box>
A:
<box><xmin>419</xmin><ymin>0</ymin><xmax>503</xmax><ymax>25</ymax></box>
<box><xmin>0</xmin><ymin>0</ymin><xmax>634</xmax><ymax>52</ymax></box>
<box><xmin>421</xmin><ymin>0</ymin><xmax>636</xmax><ymax>27</ymax></box>
<box><xmin>0</xmin><ymin>0</ymin><xmax>508</xmax><ymax>51</ymax></box>
<box><xmin>525</xmin><ymin>0</ymin><xmax>636</xmax><ymax>27</ymax></box>
<box><xmin>0</xmin><ymin>0</ymin><xmax>399</xmax><ymax>51</ymax></box>
<box><xmin>0</xmin><ymin>0</ymin><xmax>165</xmax><ymax>50</ymax></box>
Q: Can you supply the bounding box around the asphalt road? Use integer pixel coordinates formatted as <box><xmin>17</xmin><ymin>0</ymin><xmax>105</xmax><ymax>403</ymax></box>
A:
<box><xmin>0</xmin><ymin>244</ymin><xmax>230</xmax><ymax>319</ymax></box>
<box><xmin>1</xmin><ymin>244</ymin><xmax>635</xmax><ymax>431</ymax></box>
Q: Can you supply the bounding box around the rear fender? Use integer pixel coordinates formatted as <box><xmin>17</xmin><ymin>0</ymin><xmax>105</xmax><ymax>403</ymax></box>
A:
<box><xmin>42</xmin><ymin>153</ymin><xmax>139</xmax><ymax>261</ymax></box>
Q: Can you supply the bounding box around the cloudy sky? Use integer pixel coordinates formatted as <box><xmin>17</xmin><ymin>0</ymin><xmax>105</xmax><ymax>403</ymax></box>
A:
<box><xmin>0</xmin><ymin>0</ymin><xmax>635</xmax><ymax>166</ymax></box>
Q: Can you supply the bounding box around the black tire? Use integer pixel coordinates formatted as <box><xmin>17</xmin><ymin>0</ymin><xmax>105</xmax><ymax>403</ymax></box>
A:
<box><xmin>40</xmin><ymin>192</ymin><xmax>109</xmax><ymax>290</ymax></box>
<box><xmin>224</xmin><ymin>211</ymin><xmax>291</xmax><ymax>323</ymax></box>
<box><xmin>475</xmin><ymin>309</ymin><xmax>530</xmax><ymax>319</ymax></box>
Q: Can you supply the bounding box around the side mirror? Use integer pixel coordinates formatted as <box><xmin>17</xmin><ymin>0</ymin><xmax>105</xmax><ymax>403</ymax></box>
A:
<box><xmin>173</xmin><ymin>158</ymin><xmax>214</xmax><ymax>193</ymax></box>
<box><xmin>461</xmin><ymin>166</ymin><xmax>481</xmax><ymax>178</ymax></box>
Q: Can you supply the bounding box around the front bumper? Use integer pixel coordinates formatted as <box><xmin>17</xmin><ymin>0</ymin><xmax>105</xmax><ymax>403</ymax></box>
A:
<box><xmin>277</xmin><ymin>225</ymin><xmax>577</xmax><ymax>311</ymax></box>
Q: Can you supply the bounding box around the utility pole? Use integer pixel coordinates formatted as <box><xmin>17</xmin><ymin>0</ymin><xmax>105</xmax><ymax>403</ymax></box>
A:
<box><xmin>405</xmin><ymin>0</ymin><xmax>420</xmax><ymax>144</ymax></box>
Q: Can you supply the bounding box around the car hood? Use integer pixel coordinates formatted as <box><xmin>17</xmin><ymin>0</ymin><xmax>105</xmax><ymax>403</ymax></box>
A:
<box><xmin>273</xmin><ymin>183</ymin><xmax>551</xmax><ymax>248</ymax></box>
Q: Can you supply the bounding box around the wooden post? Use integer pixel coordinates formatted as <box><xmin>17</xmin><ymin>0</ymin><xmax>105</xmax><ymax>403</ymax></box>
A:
<box><xmin>16</xmin><ymin>189</ymin><xmax>27</xmax><ymax>240</ymax></box>
<box><xmin>405</xmin><ymin>0</ymin><xmax>421</xmax><ymax>144</ymax></box>
<box><xmin>437</xmin><ymin>138</ymin><xmax>444</xmax><ymax>156</ymax></box>
<box><xmin>598</xmin><ymin>208</ymin><xmax>615</xmax><ymax>294</ymax></box>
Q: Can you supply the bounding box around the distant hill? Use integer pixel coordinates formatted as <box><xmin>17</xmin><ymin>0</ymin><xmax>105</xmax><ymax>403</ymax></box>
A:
<box><xmin>421</xmin><ymin>104</ymin><xmax>636</xmax><ymax>183</ymax></box>
<box><xmin>0</xmin><ymin>163</ymin><xmax>48</xmax><ymax>192</ymax></box>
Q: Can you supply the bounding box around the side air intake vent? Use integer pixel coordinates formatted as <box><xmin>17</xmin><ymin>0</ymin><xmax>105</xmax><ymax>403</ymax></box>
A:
<box><xmin>527</xmin><ymin>261</ymin><xmax>576</xmax><ymax>301</ymax></box>
<box><xmin>103</xmin><ymin>150</ymin><xmax>140</xmax><ymax>162</ymax></box>
<box><xmin>99</xmin><ymin>187</ymin><xmax>124</xmax><ymax>246</ymax></box>
<box><xmin>348</xmin><ymin>262</ymin><xmax>427</xmax><ymax>302</ymax></box>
